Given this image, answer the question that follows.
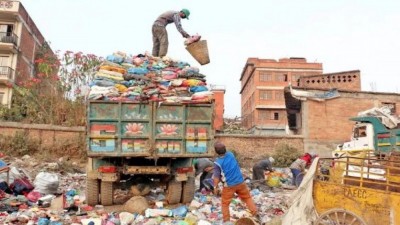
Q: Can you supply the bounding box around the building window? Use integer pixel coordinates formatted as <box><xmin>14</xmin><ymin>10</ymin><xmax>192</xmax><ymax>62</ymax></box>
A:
<box><xmin>0</xmin><ymin>92</ymin><xmax>4</xmax><ymax>104</ymax></box>
<box><xmin>259</xmin><ymin>90</ymin><xmax>273</xmax><ymax>100</ymax></box>
<box><xmin>275</xmin><ymin>91</ymin><xmax>284</xmax><ymax>100</ymax></box>
<box><xmin>259</xmin><ymin>71</ymin><xmax>272</xmax><ymax>82</ymax></box>
<box><xmin>259</xmin><ymin>111</ymin><xmax>280</xmax><ymax>121</ymax></box>
<box><xmin>274</xmin><ymin>112</ymin><xmax>279</xmax><ymax>120</ymax></box>
<box><xmin>276</xmin><ymin>73</ymin><xmax>288</xmax><ymax>82</ymax></box>
<box><xmin>381</xmin><ymin>102</ymin><xmax>396</xmax><ymax>114</ymax></box>
<box><xmin>0</xmin><ymin>24</ymin><xmax>14</xmax><ymax>35</ymax></box>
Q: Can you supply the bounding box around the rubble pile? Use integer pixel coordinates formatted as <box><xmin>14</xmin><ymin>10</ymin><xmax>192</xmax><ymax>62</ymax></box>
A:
<box><xmin>222</xmin><ymin>118</ymin><xmax>249</xmax><ymax>134</ymax></box>
<box><xmin>88</xmin><ymin>52</ymin><xmax>214</xmax><ymax>104</ymax></box>
<box><xmin>0</xmin><ymin>155</ymin><xmax>294</xmax><ymax>224</ymax></box>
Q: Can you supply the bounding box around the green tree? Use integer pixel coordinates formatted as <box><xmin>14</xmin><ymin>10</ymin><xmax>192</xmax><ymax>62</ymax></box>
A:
<box><xmin>0</xmin><ymin>43</ymin><xmax>103</xmax><ymax>126</ymax></box>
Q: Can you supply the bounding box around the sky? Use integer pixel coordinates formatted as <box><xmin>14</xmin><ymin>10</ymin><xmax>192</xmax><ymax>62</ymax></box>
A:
<box><xmin>20</xmin><ymin>0</ymin><xmax>400</xmax><ymax>117</ymax></box>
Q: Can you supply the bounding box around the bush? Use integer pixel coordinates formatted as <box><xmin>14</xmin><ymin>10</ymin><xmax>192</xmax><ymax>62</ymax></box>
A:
<box><xmin>0</xmin><ymin>131</ymin><xmax>40</xmax><ymax>156</ymax></box>
<box><xmin>271</xmin><ymin>143</ymin><xmax>302</xmax><ymax>167</ymax></box>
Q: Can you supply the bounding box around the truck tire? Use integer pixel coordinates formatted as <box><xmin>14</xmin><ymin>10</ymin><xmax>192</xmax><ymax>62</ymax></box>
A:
<box><xmin>181</xmin><ymin>177</ymin><xmax>195</xmax><ymax>203</ymax></box>
<box><xmin>100</xmin><ymin>181</ymin><xmax>114</xmax><ymax>206</ymax></box>
<box><xmin>166</xmin><ymin>180</ymin><xmax>182</xmax><ymax>204</ymax></box>
<box><xmin>86</xmin><ymin>179</ymin><xmax>100</xmax><ymax>206</ymax></box>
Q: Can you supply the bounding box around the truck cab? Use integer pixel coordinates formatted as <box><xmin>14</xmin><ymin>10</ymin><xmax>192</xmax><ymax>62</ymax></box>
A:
<box><xmin>335</xmin><ymin>115</ymin><xmax>400</xmax><ymax>157</ymax></box>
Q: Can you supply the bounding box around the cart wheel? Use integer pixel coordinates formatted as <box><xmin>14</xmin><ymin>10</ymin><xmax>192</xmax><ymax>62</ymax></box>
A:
<box><xmin>295</xmin><ymin>172</ymin><xmax>306</xmax><ymax>187</ymax></box>
<box><xmin>316</xmin><ymin>208</ymin><xmax>367</xmax><ymax>225</ymax></box>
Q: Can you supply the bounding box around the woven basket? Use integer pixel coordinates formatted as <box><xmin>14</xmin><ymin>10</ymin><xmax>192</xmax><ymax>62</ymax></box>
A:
<box><xmin>186</xmin><ymin>40</ymin><xmax>210</xmax><ymax>65</ymax></box>
<box><xmin>235</xmin><ymin>217</ymin><xmax>259</xmax><ymax>225</ymax></box>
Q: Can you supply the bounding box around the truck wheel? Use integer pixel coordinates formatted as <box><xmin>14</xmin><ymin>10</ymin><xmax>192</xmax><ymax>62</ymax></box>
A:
<box><xmin>181</xmin><ymin>177</ymin><xmax>195</xmax><ymax>203</ymax></box>
<box><xmin>166</xmin><ymin>180</ymin><xmax>182</xmax><ymax>204</ymax></box>
<box><xmin>100</xmin><ymin>181</ymin><xmax>114</xmax><ymax>206</ymax></box>
<box><xmin>86</xmin><ymin>179</ymin><xmax>99</xmax><ymax>206</ymax></box>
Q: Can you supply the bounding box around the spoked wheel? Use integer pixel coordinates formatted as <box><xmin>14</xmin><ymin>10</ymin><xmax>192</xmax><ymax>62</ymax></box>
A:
<box><xmin>316</xmin><ymin>209</ymin><xmax>367</xmax><ymax>225</ymax></box>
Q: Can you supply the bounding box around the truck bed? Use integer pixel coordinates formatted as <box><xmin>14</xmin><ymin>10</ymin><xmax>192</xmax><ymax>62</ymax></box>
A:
<box><xmin>87</xmin><ymin>101</ymin><xmax>215</xmax><ymax>158</ymax></box>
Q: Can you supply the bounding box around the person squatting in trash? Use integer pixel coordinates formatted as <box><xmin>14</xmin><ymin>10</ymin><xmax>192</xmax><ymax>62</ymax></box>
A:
<box><xmin>152</xmin><ymin>9</ymin><xmax>191</xmax><ymax>57</ymax></box>
<box><xmin>212</xmin><ymin>142</ymin><xmax>259</xmax><ymax>224</ymax></box>
<box><xmin>194</xmin><ymin>158</ymin><xmax>214</xmax><ymax>192</ymax></box>
<box><xmin>289</xmin><ymin>152</ymin><xmax>318</xmax><ymax>186</ymax></box>
<box><xmin>252</xmin><ymin>156</ymin><xmax>275</xmax><ymax>181</ymax></box>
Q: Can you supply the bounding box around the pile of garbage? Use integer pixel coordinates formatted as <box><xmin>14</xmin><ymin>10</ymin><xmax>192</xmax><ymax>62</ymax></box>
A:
<box><xmin>0</xmin><ymin>155</ymin><xmax>294</xmax><ymax>224</ymax></box>
<box><xmin>0</xmin><ymin>188</ymin><xmax>290</xmax><ymax>224</ymax></box>
<box><xmin>88</xmin><ymin>52</ymin><xmax>214</xmax><ymax>104</ymax></box>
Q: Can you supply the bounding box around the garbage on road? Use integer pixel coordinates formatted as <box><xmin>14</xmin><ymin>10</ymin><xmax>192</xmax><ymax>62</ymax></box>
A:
<box><xmin>0</xmin><ymin>154</ymin><xmax>294</xmax><ymax>224</ymax></box>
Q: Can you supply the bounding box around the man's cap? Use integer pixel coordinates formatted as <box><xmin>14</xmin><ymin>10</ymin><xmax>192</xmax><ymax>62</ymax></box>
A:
<box><xmin>181</xmin><ymin>9</ymin><xmax>190</xmax><ymax>19</ymax></box>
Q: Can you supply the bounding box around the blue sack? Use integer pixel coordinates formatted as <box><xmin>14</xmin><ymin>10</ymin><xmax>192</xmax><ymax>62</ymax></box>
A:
<box><xmin>106</xmin><ymin>55</ymin><xmax>124</xmax><ymax>64</ymax></box>
<box><xmin>171</xmin><ymin>205</ymin><xmax>188</xmax><ymax>217</ymax></box>
<box><xmin>189</xmin><ymin>86</ymin><xmax>208</xmax><ymax>93</ymax></box>
<box><xmin>128</xmin><ymin>67</ymin><xmax>149</xmax><ymax>75</ymax></box>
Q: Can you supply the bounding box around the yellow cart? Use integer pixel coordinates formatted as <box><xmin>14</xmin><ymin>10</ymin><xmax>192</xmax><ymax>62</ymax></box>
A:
<box><xmin>312</xmin><ymin>152</ymin><xmax>400</xmax><ymax>225</ymax></box>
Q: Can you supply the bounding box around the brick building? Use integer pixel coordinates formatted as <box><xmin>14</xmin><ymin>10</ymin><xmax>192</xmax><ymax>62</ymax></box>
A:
<box><xmin>285</xmin><ymin>86</ymin><xmax>400</xmax><ymax>156</ymax></box>
<box><xmin>0</xmin><ymin>0</ymin><xmax>47</xmax><ymax>107</ymax></box>
<box><xmin>298</xmin><ymin>70</ymin><xmax>361</xmax><ymax>91</ymax></box>
<box><xmin>210</xmin><ymin>85</ymin><xmax>225</xmax><ymax>131</ymax></box>
<box><xmin>240</xmin><ymin>57</ymin><xmax>323</xmax><ymax>134</ymax></box>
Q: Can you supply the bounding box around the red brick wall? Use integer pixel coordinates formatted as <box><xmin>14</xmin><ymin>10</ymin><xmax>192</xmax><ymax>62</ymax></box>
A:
<box><xmin>302</xmin><ymin>91</ymin><xmax>400</xmax><ymax>156</ymax></box>
<box><xmin>18</xmin><ymin>3</ymin><xmax>45</xmax><ymax>44</ymax></box>
<box><xmin>299</xmin><ymin>70</ymin><xmax>361</xmax><ymax>91</ymax></box>
<box><xmin>0</xmin><ymin>122</ymin><xmax>85</xmax><ymax>153</ymax></box>
<box><xmin>15</xmin><ymin>25</ymin><xmax>35</xmax><ymax>81</ymax></box>
<box><xmin>212</xmin><ymin>89</ymin><xmax>225</xmax><ymax>131</ymax></box>
<box><xmin>0</xmin><ymin>123</ymin><xmax>305</xmax><ymax>167</ymax></box>
<box><xmin>14</xmin><ymin>2</ymin><xmax>47</xmax><ymax>83</ymax></box>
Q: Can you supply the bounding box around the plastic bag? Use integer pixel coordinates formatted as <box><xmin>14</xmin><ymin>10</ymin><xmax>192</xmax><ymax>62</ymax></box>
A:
<box><xmin>171</xmin><ymin>205</ymin><xmax>188</xmax><ymax>217</ymax></box>
<box><xmin>10</xmin><ymin>178</ymin><xmax>34</xmax><ymax>195</ymax></box>
<box><xmin>26</xmin><ymin>191</ymin><xmax>41</xmax><ymax>202</ymax></box>
<box><xmin>145</xmin><ymin>209</ymin><xmax>172</xmax><ymax>217</ymax></box>
<box><xmin>267</xmin><ymin>176</ymin><xmax>281</xmax><ymax>187</ymax></box>
<box><xmin>119</xmin><ymin>212</ymin><xmax>135</xmax><ymax>225</ymax></box>
<box><xmin>184</xmin><ymin>34</ymin><xmax>201</xmax><ymax>46</ymax></box>
<box><xmin>33</xmin><ymin>172</ymin><xmax>59</xmax><ymax>195</ymax></box>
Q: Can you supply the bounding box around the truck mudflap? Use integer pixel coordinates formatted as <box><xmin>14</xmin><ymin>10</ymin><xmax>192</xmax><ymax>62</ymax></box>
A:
<box><xmin>174</xmin><ymin>166</ymin><xmax>194</xmax><ymax>182</ymax></box>
<box><xmin>123</xmin><ymin>166</ymin><xmax>171</xmax><ymax>174</ymax></box>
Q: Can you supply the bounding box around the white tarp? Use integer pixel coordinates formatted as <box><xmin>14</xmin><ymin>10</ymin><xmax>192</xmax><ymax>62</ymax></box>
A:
<box><xmin>281</xmin><ymin>158</ymin><xmax>319</xmax><ymax>225</ymax></box>
<box><xmin>357</xmin><ymin>106</ymin><xmax>400</xmax><ymax>129</ymax></box>
<box><xmin>290</xmin><ymin>86</ymin><xmax>340</xmax><ymax>102</ymax></box>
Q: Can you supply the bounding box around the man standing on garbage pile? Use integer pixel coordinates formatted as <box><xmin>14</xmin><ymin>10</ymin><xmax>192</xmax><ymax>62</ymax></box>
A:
<box><xmin>152</xmin><ymin>9</ymin><xmax>191</xmax><ymax>57</ymax></box>
<box><xmin>252</xmin><ymin>157</ymin><xmax>275</xmax><ymax>181</ymax></box>
<box><xmin>289</xmin><ymin>152</ymin><xmax>318</xmax><ymax>186</ymax></box>
<box><xmin>194</xmin><ymin>158</ymin><xmax>214</xmax><ymax>192</ymax></box>
<box><xmin>212</xmin><ymin>142</ymin><xmax>260</xmax><ymax>224</ymax></box>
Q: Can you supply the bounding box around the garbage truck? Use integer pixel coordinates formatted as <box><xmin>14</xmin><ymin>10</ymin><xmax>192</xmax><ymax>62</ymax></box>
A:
<box><xmin>86</xmin><ymin>100</ymin><xmax>215</xmax><ymax>206</ymax></box>
<box><xmin>335</xmin><ymin>106</ymin><xmax>400</xmax><ymax>156</ymax></box>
